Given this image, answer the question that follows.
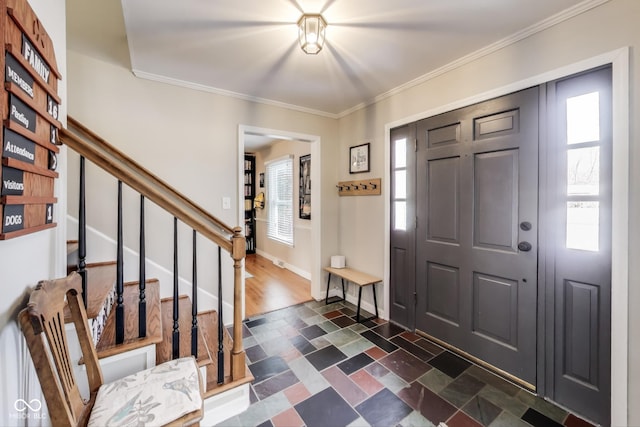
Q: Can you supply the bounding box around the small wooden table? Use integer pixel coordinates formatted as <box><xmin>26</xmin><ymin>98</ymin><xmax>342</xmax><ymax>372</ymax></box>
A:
<box><xmin>324</xmin><ymin>266</ymin><xmax>381</xmax><ymax>322</ymax></box>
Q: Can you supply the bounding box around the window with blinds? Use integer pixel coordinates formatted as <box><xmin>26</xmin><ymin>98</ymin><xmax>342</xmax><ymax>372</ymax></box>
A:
<box><xmin>266</xmin><ymin>155</ymin><xmax>294</xmax><ymax>246</ymax></box>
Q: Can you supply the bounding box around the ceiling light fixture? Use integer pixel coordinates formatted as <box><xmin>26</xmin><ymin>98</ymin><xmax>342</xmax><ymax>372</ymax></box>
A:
<box><xmin>297</xmin><ymin>14</ymin><xmax>327</xmax><ymax>55</ymax></box>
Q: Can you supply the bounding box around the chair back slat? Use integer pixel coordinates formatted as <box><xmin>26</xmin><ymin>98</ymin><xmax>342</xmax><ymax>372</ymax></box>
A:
<box><xmin>19</xmin><ymin>272</ymin><xmax>102</xmax><ymax>426</ymax></box>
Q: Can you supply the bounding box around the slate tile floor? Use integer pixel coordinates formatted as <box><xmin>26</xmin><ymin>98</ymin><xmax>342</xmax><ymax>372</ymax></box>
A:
<box><xmin>217</xmin><ymin>300</ymin><xmax>596</xmax><ymax>427</ymax></box>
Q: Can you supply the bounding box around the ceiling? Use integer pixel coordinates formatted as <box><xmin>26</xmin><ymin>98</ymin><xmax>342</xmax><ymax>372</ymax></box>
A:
<box><xmin>66</xmin><ymin>0</ymin><xmax>597</xmax><ymax>118</ymax></box>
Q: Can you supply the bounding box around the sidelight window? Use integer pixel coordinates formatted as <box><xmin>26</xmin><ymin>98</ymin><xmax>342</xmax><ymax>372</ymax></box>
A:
<box><xmin>564</xmin><ymin>91</ymin><xmax>603</xmax><ymax>252</ymax></box>
<box><xmin>392</xmin><ymin>138</ymin><xmax>408</xmax><ymax>230</ymax></box>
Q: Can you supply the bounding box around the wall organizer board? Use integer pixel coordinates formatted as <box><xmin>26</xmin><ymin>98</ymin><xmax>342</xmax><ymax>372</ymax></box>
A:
<box><xmin>1</xmin><ymin>0</ymin><xmax>62</xmax><ymax>239</ymax></box>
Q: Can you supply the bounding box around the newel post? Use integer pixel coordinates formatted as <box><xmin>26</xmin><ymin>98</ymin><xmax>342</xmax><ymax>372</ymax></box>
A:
<box><xmin>230</xmin><ymin>226</ymin><xmax>246</xmax><ymax>380</ymax></box>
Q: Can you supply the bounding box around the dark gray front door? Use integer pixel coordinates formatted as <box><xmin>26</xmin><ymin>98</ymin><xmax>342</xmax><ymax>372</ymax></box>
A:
<box><xmin>415</xmin><ymin>87</ymin><xmax>539</xmax><ymax>386</ymax></box>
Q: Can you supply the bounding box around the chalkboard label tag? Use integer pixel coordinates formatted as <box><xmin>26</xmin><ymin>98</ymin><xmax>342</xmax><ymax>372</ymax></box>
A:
<box><xmin>47</xmin><ymin>94</ymin><xmax>59</xmax><ymax>121</ymax></box>
<box><xmin>21</xmin><ymin>34</ymin><xmax>50</xmax><ymax>84</ymax></box>
<box><xmin>3</xmin><ymin>204</ymin><xmax>25</xmax><ymax>233</ymax></box>
<box><xmin>50</xmin><ymin>124</ymin><xmax>58</xmax><ymax>145</ymax></box>
<box><xmin>9</xmin><ymin>93</ymin><xmax>37</xmax><ymax>133</ymax></box>
<box><xmin>3</xmin><ymin>128</ymin><xmax>36</xmax><ymax>164</ymax></box>
<box><xmin>45</xmin><ymin>203</ymin><xmax>54</xmax><ymax>224</ymax></box>
<box><xmin>48</xmin><ymin>151</ymin><xmax>57</xmax><ymax>170</ymax></box>
<box><xmin>1</xmin><ymin>166</ymin><xmax>24</xmax><ymax>196</ymax></box>
<box><xmin>5</xmin><ymin>53</ymin><xmax>34</xmax><ymax>98</ymax></box>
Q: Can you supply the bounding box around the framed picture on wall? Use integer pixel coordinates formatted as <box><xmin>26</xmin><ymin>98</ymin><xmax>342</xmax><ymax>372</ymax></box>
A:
<box><xmin>349</xmin><ymin>142</ymin><xmax>370</xmax><ymax>174</ymax></box>
<box><xmin>299</xmin><ymin>154</ymin><xmax>311</xmax><ymax>219</ymax></box>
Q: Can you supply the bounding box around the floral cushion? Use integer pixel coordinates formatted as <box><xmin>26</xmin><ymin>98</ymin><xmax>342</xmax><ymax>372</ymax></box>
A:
<box><xmin>88</xmin><ymin>357</ymin><xmax>202</xmax><ymax>426</ymax></box>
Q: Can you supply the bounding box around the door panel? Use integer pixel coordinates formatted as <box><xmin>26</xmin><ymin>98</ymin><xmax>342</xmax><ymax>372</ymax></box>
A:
<box><xmin>428</xmin><ymin>123</ymin><xmax>461</xmax><ymax>148</ymax></box>
<box><xmin>426</xmin><ymin>262</ymin><xmax>460</xmax><ymax>326</ymax></box>
<box><xmin>473</xmin><ymin>150</ymin><xmax>518</xmax><ymax>251</ymax></box>
<box><xmin>563</xmin><ymin>279</ymin><xmax>600</xmax><ymax>386</ymax></box>
<box><xmin>427</xmin><ymin>157</ymin><xmax>460</xmax><ymax>244</ymax></box>
<box><xmin>416</xmin><ymin>87</ymin><xmax>539</xmax><ymax>386</ymax></box>
<box><xmin>472</xmin><ymin>272</ymin><xmax>518</xmax><ymax>348</ymax></box>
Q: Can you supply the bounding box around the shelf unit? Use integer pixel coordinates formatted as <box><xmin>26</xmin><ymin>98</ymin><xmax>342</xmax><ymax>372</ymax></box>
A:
<box><xmin>244</xmin><ymin>154</ymin><xmax>256</xmax><ymax>254</ymax></box>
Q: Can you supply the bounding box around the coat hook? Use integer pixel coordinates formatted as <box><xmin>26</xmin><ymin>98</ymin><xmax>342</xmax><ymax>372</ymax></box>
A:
<box><xmin>369</xmin><ymin>182</ymin><xmax>377</xmax><ymax>189</ymax></box>
<box><xmin>361</xmin><ymin>184</ymin><xmax>368</xmax><ymax>189</ymax></box>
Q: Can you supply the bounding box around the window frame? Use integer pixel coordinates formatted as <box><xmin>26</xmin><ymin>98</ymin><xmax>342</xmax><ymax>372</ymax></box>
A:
<box><xmin>265</xmin><ymin>155</ymin><xmax>295</xmax><ymax>246</ymax></box>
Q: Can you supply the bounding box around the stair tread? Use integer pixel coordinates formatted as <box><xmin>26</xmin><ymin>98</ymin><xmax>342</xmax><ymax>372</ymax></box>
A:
<box><xmin>66</xmin><ymin>240</ymin><xmax>79</xmax><ymax>255</ymax></box>
<box><xmin>64</xmin><ymin>262</ymin><xmax>117</xmax><ymax>322</ymax></box>
<box><xmin>94</xmin><ymin>279</ymin><xmax>163</xmax><ymax>359</ymax></box>
<box><xmin>197</xmin><ymin>310</ymin><xmax>252</xmax><ymax>397</ymax></box>
<box><xmin>157</xmin><ymin>296</ymin><xmax>212</xmax><ymax>367</ymax></box>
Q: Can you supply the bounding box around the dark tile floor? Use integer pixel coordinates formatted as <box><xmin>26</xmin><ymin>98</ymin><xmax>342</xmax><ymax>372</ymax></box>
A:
<box><xmin>217</xmin><ymin>300</ymin><xmax>596</xmax><ymax>427</ymax></box>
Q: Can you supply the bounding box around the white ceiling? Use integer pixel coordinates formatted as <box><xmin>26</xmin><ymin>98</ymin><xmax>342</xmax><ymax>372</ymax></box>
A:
<box><xmin>66</xmin><ymin>0</ymin><xmax>599</xmax><ymax>118</ymax></box>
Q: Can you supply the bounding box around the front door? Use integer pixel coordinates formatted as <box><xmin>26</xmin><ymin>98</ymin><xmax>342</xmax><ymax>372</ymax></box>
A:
<box><xmin>415</xmin><ymin>87</ymin><xmax>539</xmax><ymax>386</ymax></box>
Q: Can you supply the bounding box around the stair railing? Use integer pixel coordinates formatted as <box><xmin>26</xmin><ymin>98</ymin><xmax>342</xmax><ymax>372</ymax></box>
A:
<box><xmin>60</xmin><ymin>116</ymin><xmax>246</xmax><ymax>383</ymax></box>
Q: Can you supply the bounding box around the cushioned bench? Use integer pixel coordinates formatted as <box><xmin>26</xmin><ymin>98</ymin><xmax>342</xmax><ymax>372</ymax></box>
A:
<box><xmin>324</xmin><ymin>266</ymin><xmax>380</xmax><ymax>322</ymax></box>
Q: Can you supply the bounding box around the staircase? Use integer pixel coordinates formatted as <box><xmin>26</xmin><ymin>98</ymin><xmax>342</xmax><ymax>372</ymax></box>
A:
<box><xmin>60</xmin><ymin>117</ymin><xmax>253</xmax><ymax>424</ymax></box>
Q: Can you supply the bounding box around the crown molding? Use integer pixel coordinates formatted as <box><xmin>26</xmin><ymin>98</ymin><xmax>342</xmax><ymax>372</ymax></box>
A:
<box><xmin>336</xmin><ymin>0</ymin><xmax>611</xmax><ymax>118</ymax></box>
<box><xmin>131</xmin><ymin>69</ymin><xmax>340</xmax><ymax>119</ymax></box>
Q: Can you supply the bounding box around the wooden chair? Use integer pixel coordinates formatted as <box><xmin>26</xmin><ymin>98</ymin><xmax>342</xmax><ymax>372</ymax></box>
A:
<box><xmin>18</xmin><ymin>272</ymin><xmax>204</xmax><ymax>426</ymax></box>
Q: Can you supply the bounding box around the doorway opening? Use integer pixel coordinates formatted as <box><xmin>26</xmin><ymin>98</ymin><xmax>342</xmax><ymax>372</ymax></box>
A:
<box><xmin>238</xmin><ymin>125</ymin><xmax>322</xmax><ymax>319</ymax></box>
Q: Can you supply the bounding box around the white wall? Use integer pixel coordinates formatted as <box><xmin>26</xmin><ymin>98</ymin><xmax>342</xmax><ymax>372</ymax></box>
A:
<box><xmin>0</xmin><ymin>0</ymin><xmax>67</xmax><ymax>425</ymax></box>
<box><xmin>65</xmin><ymin>50</ymin><xmax>339</xmax><ymax>313</ymax></box>
<box><xmin>253</xmin><ymin>140</ymin><xmax>312</xmax><ymax>279</ymax></box>
<box><xmin>337</xmin><ymin>1</ymin><xmax>639</xmax><ymax>425</ymax></box>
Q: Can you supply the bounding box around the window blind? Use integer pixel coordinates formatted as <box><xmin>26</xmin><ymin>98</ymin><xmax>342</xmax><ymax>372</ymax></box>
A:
<box><xmin>266</xmin><ymin>155</ymin><xmax>294</xmax><ymax>246</ymax></box>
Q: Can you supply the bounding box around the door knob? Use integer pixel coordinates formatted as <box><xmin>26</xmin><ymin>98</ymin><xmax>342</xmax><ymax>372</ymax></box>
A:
<box><xmin>520</xmin><ymin>221</ymin><xmax>532</xmax><ymax>231</ymax></box>
<box><xmin>518</xmin><ymin>241</ymin><xmax>532</xmax><ymax>252</ymax></box>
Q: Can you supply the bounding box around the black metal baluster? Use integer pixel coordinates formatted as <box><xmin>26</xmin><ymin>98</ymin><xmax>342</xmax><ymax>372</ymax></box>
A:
<box><xmin>172</xmin><ymin>217</ymin><xmax>180</xmax><ymax>359</ymax></box>
<box><xmin>115</xmin><ymin>181</ymin><xmax>125</xmax><ymax>344</ymax></box>
<box><xmin>191</xmin><ymin>230</ymin><xmax>198</xmax><ymax>357</ymax></box>
<box><xmin>139</xmin><ymin>195</ymin><xmax>146</xmax><ymax>338</ymax></box>
<box><xmin>78</xmin><ymin>156</ymin><xmax>87</xmax><ymax>307</ymax></box>
<box><xmin>217</xmin><ymin>245</ymin><xmax>224</xmax><ymax>384</ymax></box>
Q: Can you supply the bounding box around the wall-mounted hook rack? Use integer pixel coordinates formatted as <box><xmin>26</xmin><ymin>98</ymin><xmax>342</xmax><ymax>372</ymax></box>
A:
<box><xmin>337</xmin><ymin>178</ymin><xmax>381</xmax><ymax>196</ymax></box>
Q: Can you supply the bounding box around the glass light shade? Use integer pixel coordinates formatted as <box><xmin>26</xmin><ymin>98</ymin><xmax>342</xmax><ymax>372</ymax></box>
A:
<box><xmin>298</xmin><ymin>14</ymin><xmax>327</xmax><ymax>55</ymax></box>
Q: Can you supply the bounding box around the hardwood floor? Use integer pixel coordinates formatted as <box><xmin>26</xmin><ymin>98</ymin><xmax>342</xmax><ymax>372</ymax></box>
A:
<box><xmin>244</xmin><ymin>254</ymin><xmax>312</xmax><ymax>318</ymax></box>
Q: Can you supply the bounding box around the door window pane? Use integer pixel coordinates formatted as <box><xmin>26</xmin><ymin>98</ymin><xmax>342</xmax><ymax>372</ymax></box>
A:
<box><xmin>567</xmin><ymin>92</ymin><xmax>600</xmax><ymax>144</ymax></box>
<box><xmin>566</xmin><ymin>201</ymin><xmax>599</xmax><ymax>251</ymax></box>
<box><xmin>395</xmin><ymin>170</ymin><xmax>407</xmax><ymax>199</ymax></box>
<box><xmin>567</xmin><ymin>147</ymin><xmax>600</xmax><ymax>196</ymax></box>
<box><xmin>394</xmin><ymin>201</ymin><xmax>407</xmax><ymax>231</ymax></box>
<box><xmin>394</xmin><ymin>138</ymin><xmax>407</xmax><ymax>168</ymax></box>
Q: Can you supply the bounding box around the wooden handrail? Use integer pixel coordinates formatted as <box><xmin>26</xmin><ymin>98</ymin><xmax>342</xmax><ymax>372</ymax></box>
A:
<box><xmin>60</xmin><ymin>116</ymin><xmax>247</xmax><ymax>381</ymax></box>
<box><xmin>60</xmin><ymin>117</ymin><xmax>234</xmax><ymax>252</ymax></box>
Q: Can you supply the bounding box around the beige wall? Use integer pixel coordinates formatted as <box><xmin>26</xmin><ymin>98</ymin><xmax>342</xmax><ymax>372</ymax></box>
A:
<box><xmin>0</xmin><ymin>0</ymin><xmax>67</xmax><ymax>424</ymax></box>
<box><xmin>337</xmin><ymin>1</ymin><xmax>638</xmax><ymax>424</ymax></box>
<box><xmin>252</xmin><ymin>140</ymin><xmax>313</xmax><ymax>278</ymax></box>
